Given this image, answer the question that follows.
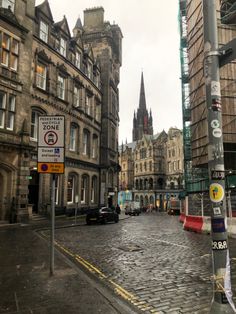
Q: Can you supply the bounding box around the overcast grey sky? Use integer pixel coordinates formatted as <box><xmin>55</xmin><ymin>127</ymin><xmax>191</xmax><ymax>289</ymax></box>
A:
<box><xmin>36</xmin><ymin>0</ymin><xmax>182</xmax><ymax>144</ymax></box>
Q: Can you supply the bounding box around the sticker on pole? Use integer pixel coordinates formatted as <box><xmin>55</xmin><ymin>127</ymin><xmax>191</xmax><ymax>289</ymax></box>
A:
<box><xmin>209</xmin><ymin>183</ymin><xmax>225</xmax><ymax>203</ymax></box>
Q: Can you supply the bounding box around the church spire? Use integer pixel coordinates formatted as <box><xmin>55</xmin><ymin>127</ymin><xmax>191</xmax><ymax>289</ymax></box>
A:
<box><xmin>139</xmin><ymin>72</ymin><xmax>146</xmax><ymax>110</ymax></box>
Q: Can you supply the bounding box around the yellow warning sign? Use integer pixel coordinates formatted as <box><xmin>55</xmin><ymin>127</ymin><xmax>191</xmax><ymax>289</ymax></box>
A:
<box><xmin>37</xmin><ymin>162</ymin><xmax>64</xmax><ymax>174</ymax></box>
<box><xmin>209</xmin><ymin>183</ymin><xmax>225</xmax><ymax>203</ymax></box>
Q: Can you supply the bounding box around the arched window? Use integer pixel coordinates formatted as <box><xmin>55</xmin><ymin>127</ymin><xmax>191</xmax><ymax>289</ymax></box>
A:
<box><xmin>92</xmin><ymin>134</ymin><xmax>98</xmax><ymax>158</ymax></box>
<box><xmin>144</xmin><ymin>178</ymin><xmax>148</xmax><ymax>190</ymax></box>
<box><xmin>140</xmin><ymin>195</ymin><xmax>144</xmax><ymax>207</ymax></box>
<box><xmin>69</xmin><ymin>123</ymin><xmax>79</xmax><ymax>152</ymax></box>
<box><xmin>67</xmin><ymin>173</ymin><xmax>77</xmax><ymax>204</ymax></box>
<box><xmin>150</xmin><ymin>195</ymin><xmax>154</xmax><ymax>206</ymax></box>
<box><xmin>140</xmin><ymin>163</ymin><xmax>143</xmax><ymax>172</ymax></box>
<box><xmin>140</xmin><ymin>179</ymin><xmax>143</xmax><ymax>190</ymax></box>
<box><xmin>149</xmin><ymin>178</ymin><xmax>153</xmax><ymax>189</ymax></box>
<box><xmin>149</xmin><ymin>161</ymin><xmax>152</xmax><ymax>171</ymax></box>
<box><xmin>81</xmin><ymin>174</ymin><xmax>89</xmax><ymax>204</ymax></box>
<box><xmin>144</xmin><ymin>195</ymin><xmax>149</xmax><ymax>206</ymax></box>
<box><xmin>91</xmin><ymin>176</ymin><xmax>97</xmax><ymax>203</ymax></box>
<box><xmin>82</xmin><ymin>129</ymin><xmax>90</xmax><ymax>156</ymax></box>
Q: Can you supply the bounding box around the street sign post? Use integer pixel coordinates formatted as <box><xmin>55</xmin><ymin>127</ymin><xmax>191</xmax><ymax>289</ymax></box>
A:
<box><xmin>37</xmin><ymin>115</ymin><xmax>65</xmax><ymax>276</ymax></box>
<box><xmin>37</xmin><ymin>116</ymin><xmax>65</xmax><ymax>174</ymax></box>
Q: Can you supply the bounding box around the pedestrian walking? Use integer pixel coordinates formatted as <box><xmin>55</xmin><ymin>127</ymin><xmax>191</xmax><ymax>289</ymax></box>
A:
<box><xmin>116</xmin><ymin>204</ymin><xmax>121</xmax><ymax>214</ymax></box>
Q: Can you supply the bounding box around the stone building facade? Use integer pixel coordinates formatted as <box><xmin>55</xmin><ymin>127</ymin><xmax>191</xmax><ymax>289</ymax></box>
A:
<box><xmin>119</xmin><ymin>128</ymin><xmax>184</xmax><ymax>210</ymax></box>
<box><xmin>0</xmin><ymin>0</ymin><xmax>122</xmax><ymax>222</ymax></box>
<box><xmin>119</xmin><ymin>142</ymin><xmax>135</xmax><ymax>191</ymax></box>
<box><xmin>165</xmin><ymin>127</ymin><xmax>184</xmax><ymax>189</ymax></box>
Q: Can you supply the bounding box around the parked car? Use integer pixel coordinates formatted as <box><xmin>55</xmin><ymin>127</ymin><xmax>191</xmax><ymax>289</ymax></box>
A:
<box><xmin>125</xmin><ymin>206</ymin><xmax>141</xmax><ymax>216</ymax></box>
<box><xmin>86</xmin><ymin>207</ymin><xmax>119</xmax><ymax>225</ymax></box>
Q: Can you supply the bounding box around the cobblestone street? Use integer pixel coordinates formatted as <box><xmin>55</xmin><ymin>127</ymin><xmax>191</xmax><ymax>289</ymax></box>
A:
<box><xmin>48</xmin><ymin>212</ymin><xmax>236</xmax><ymax>313</ymax></box>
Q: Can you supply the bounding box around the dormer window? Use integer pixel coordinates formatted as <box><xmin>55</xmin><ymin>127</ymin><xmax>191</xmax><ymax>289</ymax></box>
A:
<box><xmin>39</xmin><ymin>21</ymin><xmax>48</xmax><ymax>43</ymax></box>
<box><xmin>1</xmin><ymin>0</ymin><xmax>15</xmax><ymax>11</ymax></box>
<box><xmin>59</xmin><ymin>37</ymin><xmax>66</xmax><ymax>57</ymax></box>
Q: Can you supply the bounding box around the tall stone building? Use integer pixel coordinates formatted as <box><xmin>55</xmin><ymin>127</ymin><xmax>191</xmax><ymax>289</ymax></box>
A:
<box><xmin>132</xmin><ymin>73</ymin><xmax>153</xmax><ymax>141</ymax></box>
<box><xmin>81</xmin><ymin>7</ymin><xmax>122</xmax><ymax>207</ymax></box>
<box><xmin>119</xmin><ymin>142</ymin><xmax>135</xmax><ymax>191</ymax></box>
<box><xmin>0</xmin><ymin>0</ymin><xmax>122</xmax><ymax>222</ymax></box>
<box><xmin>165</xmin><ymin>128</ymin><xmax>184</xmax><ymax>189</ymax></box>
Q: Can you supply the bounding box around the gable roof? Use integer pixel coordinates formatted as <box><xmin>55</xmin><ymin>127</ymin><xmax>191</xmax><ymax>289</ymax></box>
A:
<box><xmin>54</xmin><ymin>15</ymin><xmax>71</xmax><ymax>38</ymax></box>
<box><xmin>35</xmin><ymin>0</ymin><xmax>54</xmax><ymax>22</ymax></box>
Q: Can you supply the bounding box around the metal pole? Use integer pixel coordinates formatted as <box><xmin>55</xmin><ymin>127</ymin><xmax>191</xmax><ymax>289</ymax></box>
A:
<box><xmin>202</xmin><ymin>1</ymin><xmax>235</xmax><ymax>312</ymax></box>
<box><xmin>50</xmin><ymin>173</ymin><xmax>55</xmax><ymax>276</ymax></box>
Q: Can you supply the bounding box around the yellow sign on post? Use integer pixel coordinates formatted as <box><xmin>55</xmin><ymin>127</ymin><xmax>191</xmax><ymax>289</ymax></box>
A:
<box><xmin>37</xmin><ymin>163</ymin><xmax>64</xmax><ymax>174</ymax></box>
<box><xmin>209</xmin><ymin>183</ymin><xmax>225</xmax><ymax>203</ymax></box>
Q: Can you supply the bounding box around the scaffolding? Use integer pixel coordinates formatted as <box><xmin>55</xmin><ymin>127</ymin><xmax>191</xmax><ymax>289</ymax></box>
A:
<box><xmin>179</xmin><ymin>0</ymin><xmax>192</xmax><ymax>192</ymax></box>
<box><xmin>179</xmin><ymin>0</ymin><xmax>209</xmax><ymax>193</ymax></box>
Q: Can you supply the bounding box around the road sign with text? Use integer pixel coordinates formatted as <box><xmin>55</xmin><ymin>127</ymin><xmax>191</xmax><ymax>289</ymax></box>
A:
<box><xmin>37</xmin><ymin>116</ymin><xmax>65</xmax><ymax>173</ymax></box>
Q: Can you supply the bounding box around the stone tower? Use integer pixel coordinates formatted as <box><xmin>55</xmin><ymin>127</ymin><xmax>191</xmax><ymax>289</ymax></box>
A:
<box><xmin>132</xmin><ymin>73</ymin><xmax>153</xmax><ymax>141</ymax></box>
<box><xmin>81</xmin><ymin>7</ymin><xmax>123</xmax><ymax>206</ymax></box>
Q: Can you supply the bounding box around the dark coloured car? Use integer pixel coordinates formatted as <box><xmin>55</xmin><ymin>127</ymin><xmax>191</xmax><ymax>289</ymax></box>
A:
<box><xmin>86</xmin><ymin>207</ymin><xmax>119</xmax><ymax>225</ymax></box>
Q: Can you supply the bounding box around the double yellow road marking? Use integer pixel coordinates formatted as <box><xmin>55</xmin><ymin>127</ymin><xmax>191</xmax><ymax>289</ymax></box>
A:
<box><xmin>53</xmin><ymin>239</ymin><xmax>159</xmax><ymax>313</ymax></box>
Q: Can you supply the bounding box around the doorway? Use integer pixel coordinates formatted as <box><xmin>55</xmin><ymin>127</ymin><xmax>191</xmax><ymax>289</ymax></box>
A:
<box><xmin>28</xmin><ymin>170</ymin><xmax>39</xmax><ymax>213</ymax></box>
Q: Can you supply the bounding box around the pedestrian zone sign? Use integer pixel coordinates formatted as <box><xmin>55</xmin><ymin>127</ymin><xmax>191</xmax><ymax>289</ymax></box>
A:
<box><xmin>37</xmin><ymin>116</ymin><xmax>65</xmax><ymax>173</ymax></box>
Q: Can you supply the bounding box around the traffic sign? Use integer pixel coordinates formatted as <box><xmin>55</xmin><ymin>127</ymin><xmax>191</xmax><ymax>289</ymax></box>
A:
<box><xmin>38</xmin><ymin>162</ymin><xmax>64</xmax><ymax>174</ymax></box>
<box><xmin>37</xmin><ymin>116</ymin><xmax>65</xmax><ymax>174</ymax></box>
<box><xmin>38</xmin><ymin>116</ymin><xmax>64</xmax><ymax>147</ymax></box>
<box><xmin>38</xmin><ymin>147</ymin><xmax>64</xmax><ymax>163</ymax></box>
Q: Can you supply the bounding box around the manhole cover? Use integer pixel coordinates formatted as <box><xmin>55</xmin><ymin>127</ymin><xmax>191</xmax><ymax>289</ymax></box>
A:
<box><xmin>118</xmin><ymin>244</ymin><xmax>143</xmax><ymax>252</ymax></box>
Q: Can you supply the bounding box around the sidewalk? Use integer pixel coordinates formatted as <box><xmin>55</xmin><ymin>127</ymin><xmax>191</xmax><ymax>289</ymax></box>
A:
<box><xmin>0</xmin><ymin>216</ymin><xmax>136</xmax><ymax>314</ymax></box>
